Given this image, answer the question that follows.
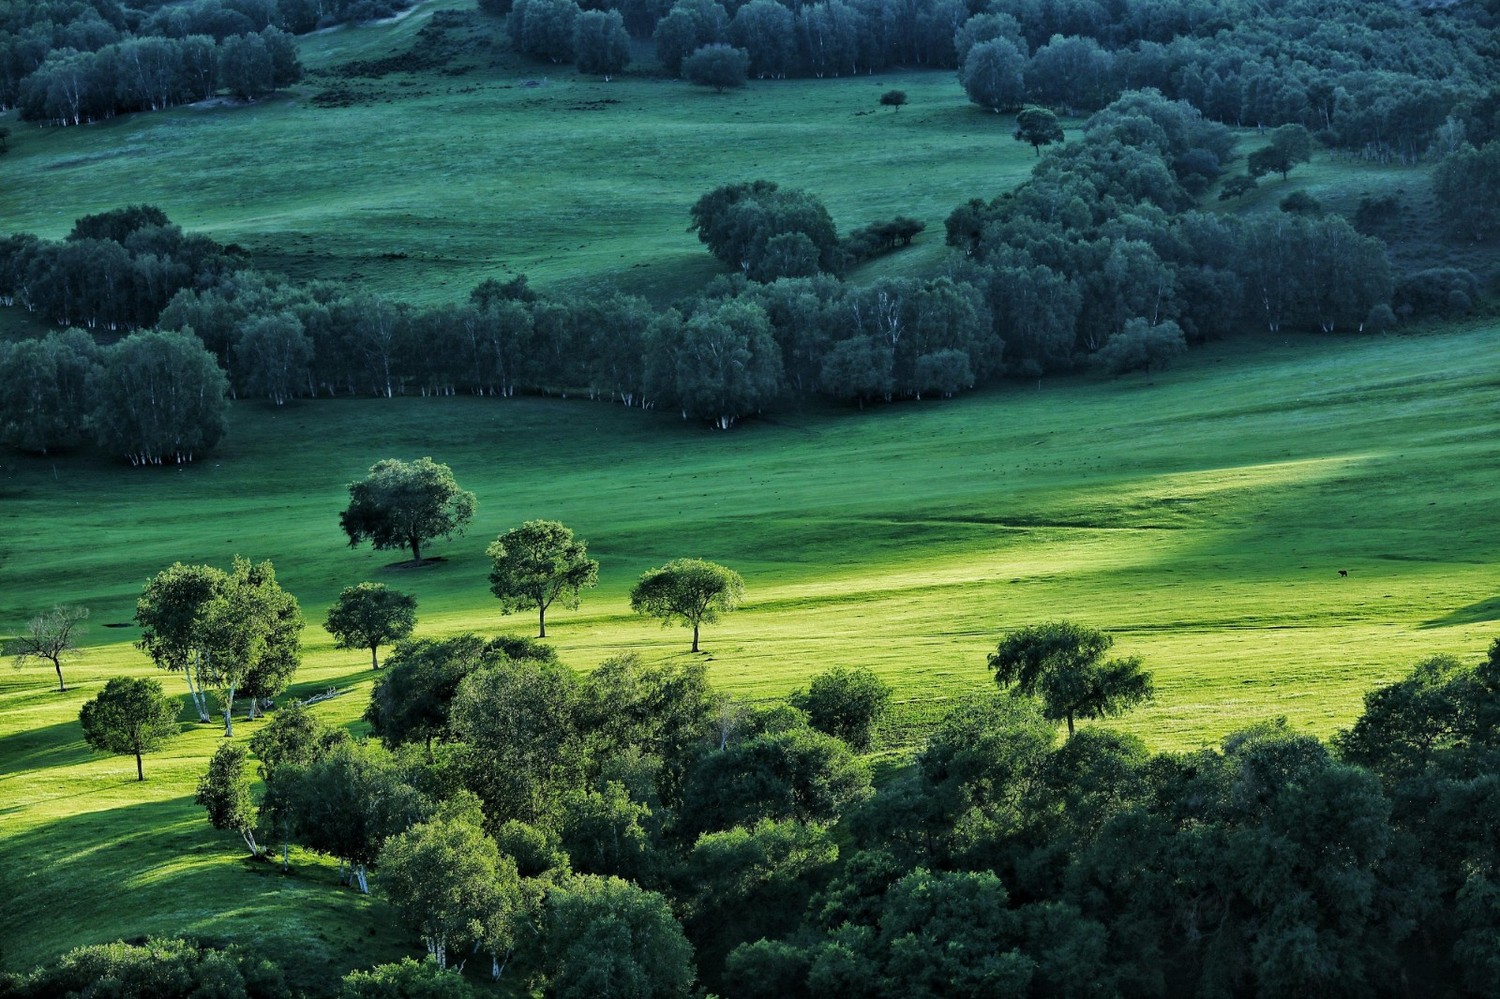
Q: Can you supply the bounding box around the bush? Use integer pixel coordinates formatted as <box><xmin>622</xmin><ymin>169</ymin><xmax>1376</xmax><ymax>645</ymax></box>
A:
<box><xmin>1279</xmin><ymin>190</ymin><xmax>1324</xmax><ymax>215</ymax></box>
<box><xmin>339</xmin><ymin>957</ymin><xmax>476</xmax><ymax>998</ymax></box>
<box><xmin>683</xmin><ymin>43</ymin><xmax>748</xmax><ymax>92</ymax></box>
<box><xmin>789</xmin><ymin>667</ymin><xmax>892</xmax><ymax>751</ymax></box>
<box><xmin>1393</xmin><ymin>267</ymin><xmax>1481</xmax><ymax>320</ymax></box>
<box><xmin>6</xmin><ymin>938</ymin><xmax>287</xmax><ymax>999</ymax></box>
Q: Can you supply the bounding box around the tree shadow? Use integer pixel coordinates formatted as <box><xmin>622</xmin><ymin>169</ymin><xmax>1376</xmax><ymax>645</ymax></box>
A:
<box><xmin>1420</xmin><ymin>597</ymin><xmax>1500</xmax><ymax>630</ymax></box>
<box><xmin>0</xmin><ymin>719</ymin><xmax>93</xmax><ymax>777</ymax></box>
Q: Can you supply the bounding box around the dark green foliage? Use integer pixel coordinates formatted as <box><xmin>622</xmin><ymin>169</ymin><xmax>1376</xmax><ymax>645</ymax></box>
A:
<box><xmin>486</xmin><ymin>520</ymin><xmax>599</xmax><ymax>639</ymax></box>
<box><xmin>1218</xmin><ymin>174</ymin><xmax>1258</xmax><ymax>199</ymax></box>
<box><xmin>0</xmin><ymin>330</ymin><xmax>97</xmax><ymax>454</ymax></box>
<box><xmin>91</xmin><ymin>330</ymin><xmax>229</xmax><ymax>465</ymax></box>
<box><xmin>629</xmin><ymin>558</ymin><xmax>745</xmax><ymax>649</ymax></box>
<box><xmin>722</xmin><ymin>939</ymin><xmax>812</xmax><ymax>999</ymax></box>
<box><xmin>366</xmin><ymin>634</ymin><xmax>531</xmax><ymax>751</ymax></box>
<box><xmin>878</xmin><ymin>89</ymin><xmax>905</xmax><ymax>110</ymax></box>
<box><xmin>78</xmin><ymin>676</ymin><xmax>180</xmax><ymax>781</ymax></box>
<box><xmin>68</xmin><ymin>205</ymin><xmax>171</xmax><ymax>244</ymax></box>
<box><xmin>325</xmin><ymin>583</ymin><xmax>417</xmax><ymax>669</ymax></box>
<box><xmin>1013</xmin><ymin>105</ymin><xmax>1064</xmax><ymax>155</ymax></box>
<box><xmin>959</xmin><ymin>37</ymin><xmax>1025</xmax><ymax>113</ymax></box>
<box><xmin>510</xmin><ymin>0</ymin><xmax>581</xmax><ymax>63</ymax></box>
<box><xmin>842</xmin><ymin>217</ymin><xmax>924</xmax><ymax>263</ymax></box>
<box><xmin>789</xmin><ymin>667</ymin><xmax>891</xmax><ymax>751</ymax></box>
<box><xmin>1393</xmin><ymin>267</ymin><xmax>1481</xmax><ymax>320</ymax></box>
<box><xmin>4</xmin><ymin>937</ymin><xmax>286</xmax><ymax>999</ymax></box>
<box><xmin>1279</xmin><ymin>190</ymin><xmax>1324</xmax><ymax>215</ymax></box>
<box><xmin>1092</xmin><ymin>318</ymin><xmax>1187</xmax><ymax>381</ymax></box>
<box><xmin>678</xmin><ymin>725</ymin><xmax>872</xmax><ymax>836</ymax></box>
<box><xmin>654</xmin><ymin>0</ymin><xmax>728</xmax><ymax>76</ymax></box>
<box><xmin>1247</xmin><ymin>124</ymin><xmax>1314</xmax><ymax>181</ymax></box>
<box><xmin>989</xmin><ymin>621</ymin><xmax>1154</xmax><ymax>735</ymax></box>
<box><xmin>1432</xmin><ymin>141</ymin><xmax>1500</xmax><ymax>242</ymax></box>
<box><xmin>543</xmin><ymin>876</ymin><xmax>696</xmax><ymax>999</ymax></box>
<box><xmin>688</xmin><ymin>180</ymin><xmax>840</xmax><ymax>280</ymax></box>
<box><xmin>339</xmin><ymin>457</ymin><xmax>477</xmax><ymax>566</ymax></box>
<box><xmin>338</xmin><ymin>958</ymin><xmax>476</xmax><ymax>998</ymax></box>
<box><xmin>682</xmin><ymin>43</ymin><xmax>747</xmax><ymax>92</ymax></box>
<box><xmin>573</xmin><ymin>9</ymin><xmax>630</xmax><ymax>80</ymax></box>
<box><xmin>196</xmin><ymin>742</ymin><xmax>261</xmax><ymax>855</ymax></box>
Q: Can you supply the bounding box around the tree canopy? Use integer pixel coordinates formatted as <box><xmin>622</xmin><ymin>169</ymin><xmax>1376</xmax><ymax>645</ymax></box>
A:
<box><xmin>486</xmin><ymin>520</ymin><xmax>599</xmax><ymax>638</ymax></box>
<box><xmin>79</xmin><ymin>676</ymin><xmax>181</xmax><ymax>781</ymax></box>
<box><xmin>339</xmin><ymin>457</ymin><xmax>477</xmax><ymax>566</ymax></box>
<box><xmin>630</xmin><ymin>558</ymin><xmax>745</xmax><ymax>652</ymax></box>
<box><xmin>988</xmin><ymin>621</ymin><xmax>1153</xmax><ymax>735</ymax></box>
<box><xmin>325</xmin><ymin>582</ymin><xmax>418</xmax><ymax>669</ymax></box>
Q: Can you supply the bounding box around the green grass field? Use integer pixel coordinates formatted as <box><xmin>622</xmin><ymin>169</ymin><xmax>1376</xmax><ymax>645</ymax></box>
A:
<box><xmin>0</xmin><ymin>0</ymin><xmax>1038</xmax><ymax>308</ymax></box>
<box><xmin>3</xmin><ymin>1</ymin><xmax>1500</xmax><ymax>989</ymax></box>
<box><xmin>5</xmin><ymin>323</ymin><xmax>1500</xmax><ymax>986</ymax></box>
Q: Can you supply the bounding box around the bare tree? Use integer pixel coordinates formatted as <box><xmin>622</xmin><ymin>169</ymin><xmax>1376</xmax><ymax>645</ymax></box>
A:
<box><xmin>10</xmin><ymin>605</ymin><xmax>88</xmax><ymax>693</ymax></box>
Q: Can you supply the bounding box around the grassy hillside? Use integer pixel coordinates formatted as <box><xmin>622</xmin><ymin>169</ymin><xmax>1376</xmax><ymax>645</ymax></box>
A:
<box><xmin>0</xmin><ymin>1</ymin><xmax>1037</xmax><ymax>308</ymax></box>
<box><xmin>4</xmin><ymin>322</ymin><xmax>1500</xmax><ymax>984</ymax></box>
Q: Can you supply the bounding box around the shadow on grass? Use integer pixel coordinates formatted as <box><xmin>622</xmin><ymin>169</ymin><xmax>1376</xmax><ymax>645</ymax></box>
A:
<box><xmin>0</xmin><ymin>719</ymin><xmax>93</xmax><ymax>777</ymax></box>
<box><xmin>0</xmin><ymin>794</ymin><xmax>413</xmax><ymax>992</ymax></box>
<box><xmin>1420</xmin><ymin>597</ymin><xmax>1500</xmax><ymax>630</ymax></box>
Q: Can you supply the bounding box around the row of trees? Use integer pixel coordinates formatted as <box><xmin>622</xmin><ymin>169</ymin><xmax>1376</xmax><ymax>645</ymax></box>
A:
<box><xmin>488</xmin><ymin>0</ymin><xmax>1500</xmax><ymax>167</ymax></box>
<box><xmin>0</xmin><ymin>0</ymin><xmax>401</xmax><ymax>115</ymax></box>
<box><xmin>15</xmin><ymin>25</ymin><xmax>302</xmax><ymax>125</ymax></box>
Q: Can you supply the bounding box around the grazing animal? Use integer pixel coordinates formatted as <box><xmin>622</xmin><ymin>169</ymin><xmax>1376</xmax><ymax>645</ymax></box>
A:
<box><xmin>1338</xmin><ymin>569</ymin><xmax>1348</xmax><ymax>577</ymax></box>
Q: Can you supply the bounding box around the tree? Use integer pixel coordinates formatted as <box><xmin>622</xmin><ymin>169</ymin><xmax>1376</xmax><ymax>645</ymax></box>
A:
<box><xmin>1247</xmin><ymin>123</ymin><xmax>1314</xmax><ymax>181</ymax></box>
<box><xmin>0</xmin><ymin>328</ymin><xmax>98</xmax><ymax>455</ymax></box>
<box><xmin>1014</xmin><ymin>106</ymin><xmax>1064</xmax><ymax>156</ymax></box>
<box><xmin>196</xmin><ymin>742</ymin><xmax>262</xmax><ymax>856</ymax></box>
<box><xmin>91</xmin><ymin>329</ymin><xmax>229</xmax><ymax>465</ymax></box>
<box><xmin>988</xmin><ymin>621</ymin><xmax>1153</xmax><ymax>735</ymax></box>
<box><xmin>1091</xmin><ymin>318</ymin><xmax>1187</xmax><ymax>383</ymax></box>
<box><xmin>79</xmin><ymin>676</ymin><xmax>181</xmax><ymax>781</ymax></box>
<box><xmin>339</xmin><ymin>958</ymin><xmax>477</xmax><ymax>998</ymax></box>
<box><xmin>1432</xmin><ymin>140</ymin><xmax>1500</xmax><ymax>242</ymax></box>
<box><xmin>234</xmin><ymin>311</ymin><xmax>312</xmax><ymax>406</ymax></box>
<box><xmin>325</xmin><ymin>583</ymin><xmax>418</xmax><ymax>669</ymax></box>
<box><xmin>379</xmin><ymin>794</ymin><xmax>521</xmax><ymax>971</ymax></box>
<box><xmin>486</xmin><ymin>520</ymin><xmax>599</xmax><ymax>639</ymax></box>
<box><xmin>960</xmin><ymin>38</ymin><xmax>1026</xmax><ymax>114</ymax></box>
<box><xmin>879</xmin><ymin>89</ymin><xmax>906</xmax><ymax>111</ymax></box>
<box><xmin>790</xmin><ymin>666</ymin><xmax>892</xmax><ymax>751</ymax></box>
<box><xmin>340</xmin><ymin>457</ymin><xmax>477</xmax><ymax>566</ymax></box>
<box><xmin>135</xmin><ymin>558</ymin><xmax>302</xmax><ymax>735</ymax></box>
<box><xmin>9</xmin><ymin>605</ymin><xmax>88</xmax><ymax>693</ymax></box>
<box><xmin>682</xmin><ymin>43</ymin><xmax>748</xmax><ymax>93</ymax></box>
<box><xmin>630</xmin><ymin>558</ymin><xmax>744</xmax><ymax>652</ymax></box>
<box><xmin>10</xmin><ymin>938</ymin><xmax>286</xmax><ymax>999</ymax></box>
<box><xmin>574</xmin><ymin>9</ymin><xmax>631</xmax><ymax>81</ymax></box>
<box><xmin>543</xmin><ymin>875</ymin><xmax>696</xmax><ymax>999</ymax></box>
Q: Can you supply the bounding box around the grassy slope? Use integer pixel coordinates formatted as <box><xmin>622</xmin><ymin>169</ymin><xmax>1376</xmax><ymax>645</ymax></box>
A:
<box><xmin>5</xmin><ymin>324</ymin><xmax>1500</xmax><ymax>984</ymax></box>
<box><xmin>0</xmin><ymin>0</ymin><xmax>1036</xmax><ymax>307</ymax></box>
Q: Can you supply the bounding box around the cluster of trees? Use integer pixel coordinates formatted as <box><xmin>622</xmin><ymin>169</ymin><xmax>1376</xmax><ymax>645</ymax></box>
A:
<box><xmin>0</xmin><ymin>0</ymin><xmax>402</xmax><ymax>120</ymax></box>
<box><xmin>0</xmin><ymin>326</ymin><xmax>229</xmax><ymax>462</ymax></box>
<box><xmin>484</xmin><ymin>0</ymin><xmax>1500</xmax><ymax>166</ymax></box>
<box><xmin>16</xmin><ymin>24</ymin><xmax>301</xmax><ymax>123</ymax></box>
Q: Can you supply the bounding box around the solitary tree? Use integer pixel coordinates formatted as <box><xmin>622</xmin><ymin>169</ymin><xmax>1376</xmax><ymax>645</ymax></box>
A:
<box><xmin>79</xmin><ymin>676</ymin><xmax>181</xmax><ymax>781</ymax></box>
<box><xmin>10</xmin><ymin>605</ymin><xmax>88</xmax><ymax>692</ymax></box>
<box><xmin>630</xmin><ymin>558</ymin><xmax>744</xmax><ymax>653</ymax></box>
<box><xmin>488</xmin><ymin>520</ymin><xmax>600</xmax><ymax>638</ymax></box>
<box><xmin>196</xmin><ymin>741</ymin><xmax>262</xmax><ymax>856</ymax></box>
<box><xmin>1247</xmin><ymin>123</ymin><xmax>1314</xmax><ymax>181</ymax></box>
<box><xmin>1014</xmin><ymin>106</ymin><xmax>1064</xmax><ymax>155</ymax></box>
<box><xmin>987</xmin><ymin>621</ymin><xmax>1154</xmax><ymax>735</ymax></box>
<box><xmin>325</xmin><ymin>583</ymin><xmax>418</xmax><ymax>669</ymax></box>
<box><xmin>683</xmin><ymin>43</ymin><xmax>749</xmax><ymax>92</ymax></box>
<box><xmin>340</xmin><ymin>457</ymin><xmax>477</xmax><ymax>566</ymax></box>
<box><xmin>879</xmin><ymin>90</ymin><xmax>907</xmax><ymax>111</ymax></box>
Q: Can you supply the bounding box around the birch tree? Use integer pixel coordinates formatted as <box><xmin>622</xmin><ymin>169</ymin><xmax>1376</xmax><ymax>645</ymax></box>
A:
<box><xmin>196</xmin><ymin>742</ymin><xmax>263</xmax><ymax>856</ymax></box>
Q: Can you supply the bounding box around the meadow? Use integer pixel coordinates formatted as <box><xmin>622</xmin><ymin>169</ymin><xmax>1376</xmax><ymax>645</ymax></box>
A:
<box><xmin>0</xmin><ymin>0</ymin><xmax>1041</xmax><ymax>308</ymax></box>
<box><xmin>5</xmin><ymin>321</ymin><xmax>1500</xmax><ymax>985</ymax></box>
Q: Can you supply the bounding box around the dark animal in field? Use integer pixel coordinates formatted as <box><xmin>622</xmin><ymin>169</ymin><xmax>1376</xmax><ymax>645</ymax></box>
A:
<box><xmin>1338</xmin><ymin>569</ymin><xmax>1348</xmax><ymax>577</ymax></box>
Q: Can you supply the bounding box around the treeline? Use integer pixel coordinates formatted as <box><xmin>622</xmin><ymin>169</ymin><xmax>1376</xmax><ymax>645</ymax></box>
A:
<box><xmin>488</xmin><ymin>0</ymin><xmax>1500</xmax><ymax>164</ymax></box>
<box><xmin>12</xmin><ymin>634</ymin><xmax>1500</xmax><ymax>996</ymax></box>
<box><xmin>3</xmin><ymin>91</ymin><xmax>1448</xmax><ymax>452</ymax></box>
<box><xmin>16</xmin><ymin>26</ymin><xmax>302</xmax><ymax>124</ymax></box>
<box><xmin>0</xmin><ymin>0</ymin><xmax>404</xmax><ymax>118</ymax></box>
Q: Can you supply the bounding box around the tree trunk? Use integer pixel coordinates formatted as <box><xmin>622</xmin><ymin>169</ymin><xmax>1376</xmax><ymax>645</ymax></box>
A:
<box><xmin>1066</xmin><ymin>712</ymin><xmax>1075</xmax><ymax>737</ymax></box>
<box><xmin>355</xmin><ymin>864</ymin><xmax>369</xmax><ymax>894</ymax></box>
<box><xmin>692</xmin><ymin>623</ymin><xmax>700</xmax><ymax>653</ymax></box>
<box><xmin>282</xmin><ymin>841</ymin><xmax>290</xmax><ymax>871</ymax></box>
<box><xmin>136</xmin><ymin>750</ymin><xmax>144</xmax><ymax>781</ymax></box>
<box><xmin>54</xmin><ymin>660</ymin><xmax>66</xmax><ymax>693</ymax></box>
<box><xmin>409</xmin><ymin>536</ymin><xmax>422</xmax><ymax>565</ymax></box>
<box><xmin>538</xmin><ymin>605</ymin><xmax>546</xmax><ymax>639</ymax></box>
<box><xmin>371</xmin><ymin>644</ymin><xmax>381</xmax><ymax>669</ymax></box>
